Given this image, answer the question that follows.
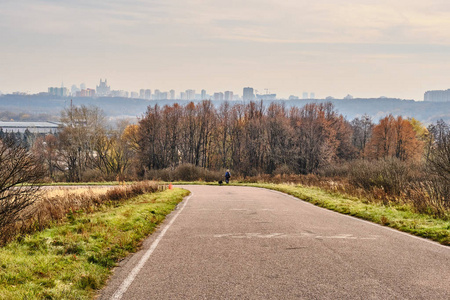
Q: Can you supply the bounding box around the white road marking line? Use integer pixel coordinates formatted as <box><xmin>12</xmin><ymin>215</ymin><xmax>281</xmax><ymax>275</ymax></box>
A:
<box><xmin>111</xmin><ymin>193</ymin><xmax>193</xmax><ymax>300</ymax></box>
<box><xmin>213</xmin><ymin>232</ymin><xmax>378</xmax><ymax>240</ymax></box>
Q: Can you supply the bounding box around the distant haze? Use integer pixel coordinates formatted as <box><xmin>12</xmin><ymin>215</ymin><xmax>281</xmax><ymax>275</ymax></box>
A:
<box><xmin>1</xmin><ymin>0</ymin><xmax>450</xmax><ymax>100</ymax></box>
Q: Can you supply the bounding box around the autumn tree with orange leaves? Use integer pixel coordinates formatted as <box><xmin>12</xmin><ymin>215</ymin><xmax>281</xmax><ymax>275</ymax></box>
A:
<box><xmin>366</xmin><ymin>115</ymin><xmax>423</xmax><ymax>161</ymax></box>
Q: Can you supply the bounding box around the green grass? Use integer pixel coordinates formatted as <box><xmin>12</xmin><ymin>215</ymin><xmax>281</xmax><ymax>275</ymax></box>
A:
<box><xmin>238</xmin><ymin>183</ymin><xmax>450</xmax><ymax>246</ymax></box>
<box><xmin>0</xmin><ymin>188</ymin><xmax>190</xmax><ymax>300</ymax></box>
<box><xmin>4</xmin><ymin>180</ymin><xmax>446</xmax><ymax>299</ymax></box>
<box><xmin>171</xmin><ymin>181</ymin><xmax>450</xmax><ymax>246</ymax></box>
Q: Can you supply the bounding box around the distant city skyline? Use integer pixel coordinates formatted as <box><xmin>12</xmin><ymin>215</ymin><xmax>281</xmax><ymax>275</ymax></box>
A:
<box><xmin>1</xmin><ymin>77</ymin><xmax>446</xmax><ymax>101</ymax></box>
<box><xmin>2</xmin><ymin>1</ymin><xmax>450</xmax><ymax>100</ymax></box>
<box><xmin>5</xmin><ymin>78</ymin><xmax>450</xmax><ymax>102</ymax></box>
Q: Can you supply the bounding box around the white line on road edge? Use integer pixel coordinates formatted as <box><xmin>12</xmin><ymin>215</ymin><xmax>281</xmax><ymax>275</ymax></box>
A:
<box><xmin>111</xmin><ymin>193</ymin><xmax>193</xmax><ymax>300</ymax></box>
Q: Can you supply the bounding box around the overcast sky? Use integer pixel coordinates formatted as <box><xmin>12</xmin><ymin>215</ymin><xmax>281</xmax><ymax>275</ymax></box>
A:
<box><xmin>1</xmin><ymin>0</ymin><xmax>450</xmax><ymax>100</ymax></box>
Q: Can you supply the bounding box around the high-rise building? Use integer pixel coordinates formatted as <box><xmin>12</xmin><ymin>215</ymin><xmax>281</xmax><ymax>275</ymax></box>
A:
<box><xmin>310</xmin><ymin>92</ymin><xmax>315</xmax><ymax>99</ymax></box>
<box><xmin>153</xmin><ymin>89</ymin><xmax>161</xmax><ymax>100</ymax></box>
<box><xmin>131</xmin><ymin>92</ymin><xmax>139</xmax><ymax>99</ymax></box>
<box><xmin>76</xmin><ymin>88</ymin><xmax>95</xmax><ymax>97</ymax></box>
<box><xmin>243</xmin><ymin>87</ymin><xmax>254</xmax><ymax>101</ymax></box>
<box><xmin>302</xmin><ymin>92</ymin><xmax>308</xmax><ymax>99</ymax></box>
<box><xmin>214</xmin><ymin>92</ymin><xmax>224</xmax><ymax>101</ymax></box>
<box><xmin>186</xmin><ymin>89</ymin><xmax>195</xmax><ymax>100</ymax></box>
<box><xmin>71</xmin><ymin>85</ymin><xmax>80</xmax><ymax>96</ymax></box>
<box><xmin>180</xmin><ymin>92</ymin><xmax>187</xmax><ymax>100</ymax></box>
<box><xmin>139</xmin><ymin>89</ymin><xmax>145</xmax><ymax>99</ymax></box>
<box><xmin>161</xmin><ymin>92</ymin><xmax>168</xmax><ymax>99</ymax></box>
<box><xmin>224</xmin><ymin>91</ymin><xmax>233</xmax><ymax>101</ymax></box>
<box><xmin>201</xmin><ymin>89</ymin><xmax>207</xmax><ymax>100</ymax></box>
<box><xmin>145</xmin><ymin>89</ymin><xmax>152</xmax><ymax>100</ymax></box>
<box><xmin>169</xmin><ymin>90</ymin><xmax>175</xmax><ymax>100</ymax></box>
<box><xmin>424</xmin><ymin>89</ymin><xmax>450</xmax><ymax>102</ymax></box>
<box><xmin>48</xmin><ymin>87</ymin><xmax>68</xmax><ymax>97</ymax></box>
<box><xmin>96</xmin><ymin>79</ymin><xmax>110</xmax><ymax>96</ymax></box>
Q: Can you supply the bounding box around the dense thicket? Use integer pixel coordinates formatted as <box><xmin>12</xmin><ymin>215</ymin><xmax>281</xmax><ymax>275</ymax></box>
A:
<box><xmin>137</xmin><ymin>102</ymin><xmax>351</xmax><ymax>175</ymax></box>
<box><xmin>137</xmin><ymin>101</ymin><xmax>426</xmax><ymax>175</ymax></box>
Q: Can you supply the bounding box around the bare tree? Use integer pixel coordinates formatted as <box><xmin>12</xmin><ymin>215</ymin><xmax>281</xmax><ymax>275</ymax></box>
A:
<box><xmin>32</xmin><ymin>134</ymin><xmax>59</xmax><ymax>181</ymax></box>
<box><xmin>58</xmin><ymin>105</ymin><xmax>107</xmax><ymax>181</ymax></box>
<box><xmin>0</xmin><ymin>138</ymin><xmax>44</xmax><ymax>236</ymax></box>
<box><xmin>216</xmin><ymin>102</ymin><xmax>232</xmax><ymax>168</ymax></box>
<box><xmin>290</xmin><ymin>103</ymin><xmax>339</xmax><ymax>174</ymax></box>
<box><xmin>266</xmin><ymin>103</ymin><xmax>294</xmax><ymax>174</ymax></box>
<box><xmin>427</xmin><ymin>120</ymin><xmax>450</xmax><ymax>185</ymax></box>
<box><xmin>351</xmin><ymin>114</ymin><xmax>374</xmax><ymax>158</ymax></box>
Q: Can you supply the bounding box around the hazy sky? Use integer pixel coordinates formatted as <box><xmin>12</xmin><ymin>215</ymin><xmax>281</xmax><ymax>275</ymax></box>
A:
<box><xmin>1</xmin><ymin>0</ymin><xmax>450</xmax><ymax>100</ymax></box>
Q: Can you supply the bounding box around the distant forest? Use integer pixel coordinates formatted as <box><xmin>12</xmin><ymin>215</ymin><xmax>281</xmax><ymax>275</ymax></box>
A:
<box><xmin>0</xmin><ymin>94</ymin><xmax>449</xmax><ymax>124</ymax></box>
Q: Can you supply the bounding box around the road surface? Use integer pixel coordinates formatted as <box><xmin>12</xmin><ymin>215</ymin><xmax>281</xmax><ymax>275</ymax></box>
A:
<box><xmin>99</xmin><ymin>185</ymin><xmax>450</xmax><ymax>299</ymax></box>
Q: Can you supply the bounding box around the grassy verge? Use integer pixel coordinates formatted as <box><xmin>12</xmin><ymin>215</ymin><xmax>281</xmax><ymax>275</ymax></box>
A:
<box><xmin>0</xmin><ymin>188</ymin><xmax>190</xmax><ymax>300</ymax></box>
<box><xmin>238</xmin><ymin>183</ymin><xmax>450</xmax><ymax>246</ymax></box>
<box><xmin>172</xmin><ymin>181</ymin><xmax>450</xmax><ymax>246</ymax></box>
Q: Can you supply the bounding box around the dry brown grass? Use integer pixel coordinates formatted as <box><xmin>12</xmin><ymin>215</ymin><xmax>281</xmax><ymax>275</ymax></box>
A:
<box><xmin>0</xmin><ymin>181</ymin><xmax>163</xmax><ymax>246</ymax></box>
<box><xmin>240</xmin><ymin>168</ymin><xmax>450</xmax><ymax>219</ymax></box>
<box><xmin>42</xmin><ymin>187</ymin><xmax>111</xmax><ymax>198</ymax></box>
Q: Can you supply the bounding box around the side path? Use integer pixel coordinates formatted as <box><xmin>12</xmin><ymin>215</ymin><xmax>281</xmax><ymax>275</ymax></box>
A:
<box><xmin>99</xmin><ymin>185</ymin><xmax>450</xmax><ymax>299</ymax></box>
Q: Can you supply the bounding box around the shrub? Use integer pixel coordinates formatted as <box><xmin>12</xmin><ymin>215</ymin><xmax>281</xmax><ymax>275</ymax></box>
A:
<box><xmin>272</xmin><ymin>164</ymin><xmax>295</xmax><ymax>176</ymax></box>
<box><xmin>173</xmin><ymin>164</ymin><xmax>202</xmax><ymax>181</ymax></box>
<box><xmin>145</xmin><ymin>164</ymin><xmax>223</xmax><ymax>182</ymax></box>
<box><xmin>348</xmin><ymin>158</ymin><xmax>423</xmax><ymax>196</ymax></box>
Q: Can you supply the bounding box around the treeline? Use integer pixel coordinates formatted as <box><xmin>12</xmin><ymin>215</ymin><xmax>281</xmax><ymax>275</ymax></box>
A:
<box><xmin>1</xmin><ymin>101</ymin><xmax>446</xmax><ymax>180</ymax></box>
<box><xmin>137</xmin><ymin>101</ymin><xmax>427</xmax><ymax>175</ymax></box>
<box><xmin>1</xmin><ymin>101</ymin><xmax>449</xmax><ymax>215</ymax></box>
<box><xmin>0</xmin><ymin>111</ymin><xmax>58</xmax><ymax>122</ymax></box>
<box><xmin>136</xmin><ymin>102</ymin><xmax>449</xmax><ymax>214</ymax></box>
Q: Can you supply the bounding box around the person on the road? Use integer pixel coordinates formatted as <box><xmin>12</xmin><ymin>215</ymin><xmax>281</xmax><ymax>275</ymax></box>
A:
<box><xmin>225</xmin><ymin>170</ymin><xmax>231</xmax><ymax>184</ymax></box>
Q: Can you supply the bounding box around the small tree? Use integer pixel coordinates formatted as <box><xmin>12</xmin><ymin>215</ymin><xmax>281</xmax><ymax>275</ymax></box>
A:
<box><xmin>58</xmin><ymin>105</ymin><xmax>106</xmax><ymax>182</ymax></box>
<box><xmin>425</xmin><ymin>120</ymin><xmax>450</xmax><ymax>204</ymax></box>
<box><xmin>0</xmin><ymin>138</ymin><xmax>44</xmax><ymax>238</ymax></box>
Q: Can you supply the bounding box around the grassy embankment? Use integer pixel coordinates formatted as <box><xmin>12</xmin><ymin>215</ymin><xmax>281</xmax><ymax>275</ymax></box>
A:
<box><xmin>174</xmin><ymin>181</ymin><xmax>450</xmax><ymax>246</ymax></box>
<box><xmin>240</xmin><ymin>183</ymin><xmax>450</xmax><ymax>246</ymax></box>
<box><xmin>0</xmin><ymin>187</ymin><xmax>189</xmax><ymax>300</ymax></box>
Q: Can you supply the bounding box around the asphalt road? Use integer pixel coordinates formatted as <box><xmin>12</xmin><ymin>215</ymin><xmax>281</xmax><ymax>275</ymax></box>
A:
<box><xmin>99</xmin><ymin>185</ymin><xmax>450</xmax><ymax>299</ymax></box>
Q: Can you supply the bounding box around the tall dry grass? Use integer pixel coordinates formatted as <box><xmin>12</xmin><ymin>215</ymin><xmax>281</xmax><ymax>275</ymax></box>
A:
<box><xmin>0</xmin><ymin>181</ymin><xmax>163</xmax><ymax>246</ymax></box>
<box><xmin>240</xmin><ymin>159</ymin><xmax>449</xmax><ymax>219</ymax></box>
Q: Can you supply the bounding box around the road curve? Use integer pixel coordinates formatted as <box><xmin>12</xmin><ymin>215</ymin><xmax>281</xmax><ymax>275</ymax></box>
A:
<box><xmin>99</xmin><ymin>185</ymin><xmax>450</xmax><ymax>299</ymax></box>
